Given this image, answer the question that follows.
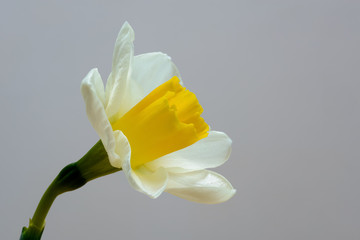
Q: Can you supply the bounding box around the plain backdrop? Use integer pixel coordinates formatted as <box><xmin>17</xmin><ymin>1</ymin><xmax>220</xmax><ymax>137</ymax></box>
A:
<box><xmin>1</xmin><ymin>0</ymin><xmax>359</xmax><ymax>239</ymax></box>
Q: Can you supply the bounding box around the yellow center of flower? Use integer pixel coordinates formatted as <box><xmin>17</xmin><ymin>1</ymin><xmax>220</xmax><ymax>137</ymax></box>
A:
<box><xmin>111</xmin><ymin>76</ymin><xmax>209</xmax><ymax>169</ymax></box>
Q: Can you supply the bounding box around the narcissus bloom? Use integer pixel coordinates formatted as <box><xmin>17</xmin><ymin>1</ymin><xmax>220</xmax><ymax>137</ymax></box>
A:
<box><xmin>81</xmin><ymin>22</ymin><xmax>235</xmax><ymax>203</ymax></box>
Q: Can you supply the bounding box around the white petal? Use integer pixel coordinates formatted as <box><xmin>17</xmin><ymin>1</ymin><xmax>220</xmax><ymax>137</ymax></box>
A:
<box><xmin>130</xmin><ymin>52</ymin><xmax>182</xmax><ymax>99</ymax></box>
<box><xmin>147</xmin><ymin>131</ymin><xmax>232</xmax><ymax>171</ymax></box>
<box><xmin>81</xmin><ymin>68</ymin><xmax>120</xmax><ymax>167</ymax></box>
<box><xmin>112</xmin><ymin>130</ymin><xmax>131</xmax><ymax>168</ymax></box>
<box><xmin>122</xmin><ymin>153</ymin><xmax>168</xmax><ymax>198</ymax></box>
<box><xmin>166</xmin><ymin>170</ymin><xmax>236</xmax><ymax>204</ymax></box>
<box><xmin>81</xmin><ymin>68</ymin><xmax>106</xmax><ymax>105</ymax></box>
<box><xmin>105</xmin><ymin>22</ymin><xmax>135</xmax><ymax>121</ymax></box>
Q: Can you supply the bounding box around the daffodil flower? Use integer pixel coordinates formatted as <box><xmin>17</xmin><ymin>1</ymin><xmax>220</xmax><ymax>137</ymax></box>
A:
<box><xmin>20</xmin><ymin>22</ymin><xmax>236</xmax><ymax>240</ymax></box>
<box><xmin>81</xmin><ymin>22</ymin><xmax>235</xmax><ymax>204</ymax></box>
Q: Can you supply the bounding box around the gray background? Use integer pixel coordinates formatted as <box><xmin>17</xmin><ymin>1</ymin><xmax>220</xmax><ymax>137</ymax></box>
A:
<box><xmin>1</xmin><ymin>0</ymin><xmax>359</xmax><ymax>239</ymax></box>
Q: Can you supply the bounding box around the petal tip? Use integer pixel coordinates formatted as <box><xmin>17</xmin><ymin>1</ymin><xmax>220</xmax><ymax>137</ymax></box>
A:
<box><xmin>206</xmin><ymin>187</ymin><xmax>236</xmax><ymax>205</ymax></box>
<box><xmin>119</xmin><ymin>21</ymin><xmax>135</xmax><ymax>40</ymax></box>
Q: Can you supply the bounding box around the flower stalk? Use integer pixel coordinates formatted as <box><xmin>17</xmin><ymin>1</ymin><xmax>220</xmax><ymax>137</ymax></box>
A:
<box><xmin>20</xmin><ymin>141</ymin><xmax>119</xmax><ymax>240</ymax></box>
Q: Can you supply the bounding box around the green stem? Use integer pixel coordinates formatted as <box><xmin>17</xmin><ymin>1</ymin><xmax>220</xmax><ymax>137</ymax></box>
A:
<box><xmin>20</xmin><ymin>140</ymin><xmax>120</xmax><ymax>240</ymax></box>
<box><xmin>20</xmin><ymin>163</ymin><xmax>87</xmax><ymax>240</ymax></box>
<box><xmin>31</xmin><ymin>178</ymin><xmax>59</xmax><ymax>229</ymax></box>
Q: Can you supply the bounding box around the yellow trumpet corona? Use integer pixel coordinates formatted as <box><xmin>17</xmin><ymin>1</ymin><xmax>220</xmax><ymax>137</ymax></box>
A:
<box><xmin>112</xmin><ymin>76</ymin><xmax>209</xmax><ymax>169</ymax></box>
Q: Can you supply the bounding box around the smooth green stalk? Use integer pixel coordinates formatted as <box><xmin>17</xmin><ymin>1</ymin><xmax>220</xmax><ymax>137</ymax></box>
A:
<box><xmin>31</xmin><ymin>179</ymin><xmax>58</xmax><ymax>229</ymax></box>
<box><xmin>20</xmin><ymin>140</ymin><xmax>121</xmax><ymax>240</ymax></box>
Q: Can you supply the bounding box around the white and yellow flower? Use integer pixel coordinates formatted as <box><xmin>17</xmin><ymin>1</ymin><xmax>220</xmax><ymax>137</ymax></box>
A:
<box><xmin>81</xmin><ymin>22</ymin><xmax>235</xmax><ymax>204</ymax></box>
